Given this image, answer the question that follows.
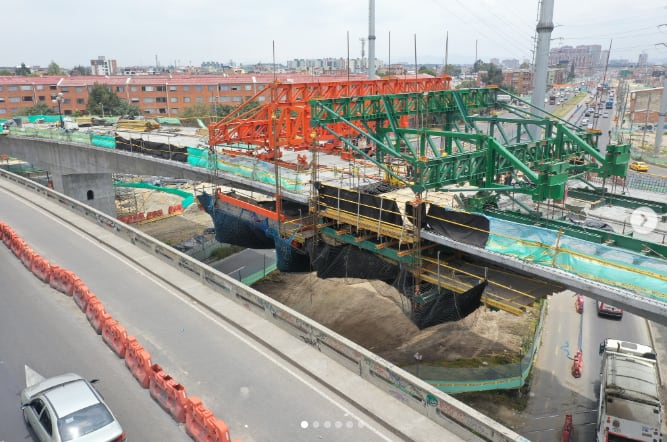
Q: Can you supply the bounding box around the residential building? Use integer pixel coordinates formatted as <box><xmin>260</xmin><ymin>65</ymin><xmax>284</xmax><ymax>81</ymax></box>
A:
<box><xmin>90</xmin><ymin>57</ymin><xmax>118</xmax><ymax>76</ymax></box>
<box><xmin>502</xmin><ymin>69</ymin><xmax>533</xmax><ymax>94</ymax></box>
<box><xmin>628</xmin><ymin>87</ymin><xmax>663</xmax><ymax>125</ymax></box>
<box><xmin>0</xmin><ymin>73</ymin><xmax>377</xmax><ymax>118</ymax></box>
<box><xmin>548</xmin><ymin>45</ymin><xmax>602</xmax><ymax>75</ymax></box>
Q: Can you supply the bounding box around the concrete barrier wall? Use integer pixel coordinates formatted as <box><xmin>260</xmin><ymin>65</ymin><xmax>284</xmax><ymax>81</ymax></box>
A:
<box><xmin>0</xmin><ymin>168</ymin><xmax>528</xmax><ymax>442</ymax></box>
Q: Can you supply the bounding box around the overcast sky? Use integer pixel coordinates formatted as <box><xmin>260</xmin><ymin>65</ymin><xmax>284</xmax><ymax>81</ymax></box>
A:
<box><xmin>6</xmin><ymin>0</ymin><xmax>667</xmax><ymax>69</ymax></box>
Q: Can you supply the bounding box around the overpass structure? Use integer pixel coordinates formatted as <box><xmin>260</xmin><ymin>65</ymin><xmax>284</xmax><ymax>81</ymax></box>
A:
<box><xmin>0</xmin><ymin>167</ymin><xmax>527</xmax><ymax>442</ymax></box>
<box><xmin>1</xmin><ymin>94</ymin><xmax>666</xmax><ymax>323</ymax></box>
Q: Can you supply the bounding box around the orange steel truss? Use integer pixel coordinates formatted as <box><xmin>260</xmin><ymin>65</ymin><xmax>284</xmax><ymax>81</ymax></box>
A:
<box><xmin>208</xmin><ymin>77</ymin><xmax>451</xmax><ymax>158</ymax></box>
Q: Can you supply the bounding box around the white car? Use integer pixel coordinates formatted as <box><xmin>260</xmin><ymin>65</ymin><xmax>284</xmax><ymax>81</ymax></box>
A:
<box><xmin>21</xmin><ymin>373</ymin><xmax>125</xmax><ymax>442</ymax></box>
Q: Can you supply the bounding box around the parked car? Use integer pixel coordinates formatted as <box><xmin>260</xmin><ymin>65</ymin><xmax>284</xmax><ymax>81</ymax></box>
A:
<box><xmin>629</xmin><ymin>161</ymin><xmax>649</xmax><ymax>172</ymax></box>
<box><xmin>20</xmin><ymin>373</ymin><xmax>125</xmax><ymax>442</ymax></box>
<box><xmin>597</xmin><ymin>301</ymin><xmax>623</xmax><ymax>319</ymax></box>
<box><xmin>602</xmin><ymin>112</ymin><xmax>609</xmax><ymax>118</ymax></box>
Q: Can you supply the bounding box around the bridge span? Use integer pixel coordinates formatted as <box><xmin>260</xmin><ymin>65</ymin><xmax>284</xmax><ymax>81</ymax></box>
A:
<box><xmin>1</xmin><ymin>134</ymin><xmax>665</xmax><ymax>324</ymax></box>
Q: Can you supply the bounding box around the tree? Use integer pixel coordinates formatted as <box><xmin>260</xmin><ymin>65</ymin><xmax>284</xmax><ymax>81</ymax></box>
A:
<box><xmin>472</xmin><ymin>59</ymin><xmax>485</xmax><ymax>73</ymax></box>
<box><xmin>85</xmin><ymin>83</ymin><xmax>140</xmax><ymax>117</ymax></box>
<box><xmin>0</xmin><ymin>69</ymin><xmax>12</xmax><ymax>75</ymax></box>
<box><xmin>21</xmin><ymin>102</ymin><xmax>56</xmax><ymax>116</ymax></box>
<box><xmin>481</xmin><ymin>64</ymin><xmax>503</xmax><ymax>86</ymax></box>
<box><xmin>418</xmin><ymin>66</ymin><xmax>436</xmax><ymax>76</ymax></box>
<box><xmin>15</xmin><ymin>63</ymin><xmax>31</xmax><ymax>76</ymax></box>
<box><xmin>70</xmin><ymin>65</ymin><xmax>92</xmax><ymax>76</ymax></box>
<box><xmin>442</xmin><ymin>64</ymin><xmax>461</xmax><ymax>77</ymax></box>
<box><xmin>47</xmin><ymin>61</ymin><xmax>63</xmax><ymax>75</ymax></box>
<box><xmin>519</xmin><ymin>62</ymin><xmax>530</xmax><ymax>69</ymax></box>
<box><xmin>457</xmin><ymin>80</ymin><xmax>479</xmax><ymax>89</ymax></box>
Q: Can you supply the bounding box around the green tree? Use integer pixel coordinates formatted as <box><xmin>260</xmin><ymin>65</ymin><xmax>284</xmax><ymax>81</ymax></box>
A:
<box><xmin>86</xmin><ymin>83</ymin><xmax>140</xmax><ymax>117</ymax></box>
<box><xmin>70</xmin><ymin>65</ymin><xmax>92</xmax><ymax>76</ymax></box>
<box><xmin>481</xmin><ymin>64</ymin><xmax>503</xmax><ymax>86</ymax></box>
<box><xmin>457</xmin><ymin>80</ymin><xmax>479</xmax><ymax>89</ymax></box>
<box><xmin>472</xmin><ymin>59</ymin><xmax>485</xmax><ymax>73</ymax></box>
<box><xmin>0</xmin><ymin>69</ymin><xmax>12</xmax><ymax>75</ymax></box>
<box><xmin>180</xmin><ymin>103</ymin><xmax>214</xmax><ymax>126</ymax></box>
<box><xmin>418</xmin><ymin>66</ymin><xmax>437</xmax><ymax>76</ymax></box>
<box><xmin>442</xmin><ymin>64</ymin><xmax>461</xmax><ymax>77</ymax></box>
<box><xmin>15</xmin><ymin>63</ymin><xmax>31</xmax><ymax>76</ymax></box>
<box><xmin>519</xmin><ymin>62</ymin><xmax>530</xmax><ymax>69</ymax></box>
<box><xmin>47</xmin><ymin>61</ymin><xmax>63</xmax><ymax>75</ymax></box>
<box><xmin>20</xmin><ymin>102</ymin><xmax>57</xmax><ymax>116</ymax></box>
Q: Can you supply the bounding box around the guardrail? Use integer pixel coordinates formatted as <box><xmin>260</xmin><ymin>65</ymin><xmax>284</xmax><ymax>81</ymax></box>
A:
<box><xmin>0</xmin><ymin>167</ymin><xmax>528</xmax><ymax>442</ymax></box>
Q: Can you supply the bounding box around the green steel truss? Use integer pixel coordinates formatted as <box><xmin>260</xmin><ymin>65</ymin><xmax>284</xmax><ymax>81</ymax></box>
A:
<box><xmin>309</xmin><ymin>87</ymin><xmax>630</xmax><ymax>201</ymax></box>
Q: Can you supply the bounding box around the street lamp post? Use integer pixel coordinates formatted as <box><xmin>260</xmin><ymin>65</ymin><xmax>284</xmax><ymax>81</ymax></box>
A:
<box><xmin>53</xmin><ymin>92</ymin><xmax>64</xmax><ymax>129</ymax></box>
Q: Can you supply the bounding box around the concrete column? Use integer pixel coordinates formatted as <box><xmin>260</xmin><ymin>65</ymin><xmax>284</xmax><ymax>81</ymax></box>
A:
<box><xmin>51</xmin><ymin>172</ymin><xmax>116</xmax><ymax>217</ymax></box>
<box><xmin>530</xmin><ymin>0</ymin><xmax>555</xmax><ymax>140</ymax></box>
<box><xmin>654</xmin><ymin>77</ymin><xmax>667</xmax><ymax>156</ymax></box>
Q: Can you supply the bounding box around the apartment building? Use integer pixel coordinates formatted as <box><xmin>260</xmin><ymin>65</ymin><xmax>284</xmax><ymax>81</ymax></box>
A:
<box><xmin>501</xmin><ymin>69</ymin><xmax>533</xmax><ymax>95</ymax></box>
<box><xmin>0</xmin><ymin>73</ymin><xmax>365</xmax><ymax>118</ymax></box>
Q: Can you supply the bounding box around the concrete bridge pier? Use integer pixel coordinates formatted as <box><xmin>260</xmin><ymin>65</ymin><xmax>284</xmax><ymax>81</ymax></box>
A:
<box><xmin>51</xmin><ymin>172</ymin><xmax>116</xmax><ymax>217</ymax></box>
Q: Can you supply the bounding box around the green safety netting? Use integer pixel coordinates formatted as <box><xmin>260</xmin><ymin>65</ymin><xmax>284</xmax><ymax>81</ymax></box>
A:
<box><xmin>186</xmin><ymin>147</ymin><xmax>309</xmax><ymax>192</ymax></box>
<box><xmin>156</xmin><ymin>117</ymin><xmax>182</xmax><ymax>125</ymax></box>
<box><xmin>114</xmin><ymin>181</ymin><xmax>195</xmax><ymax>208</ymax></box>
<box><xmin>487</xmin><ymin>218</ymin><xmax>667</xmax><ymax>299</ymax></box>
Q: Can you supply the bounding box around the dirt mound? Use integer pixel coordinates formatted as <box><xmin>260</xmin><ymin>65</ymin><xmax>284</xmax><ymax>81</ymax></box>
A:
<box><xmin>254</xmin><ymin>272</ymin><xmax>536</xmax><ymax>366</ymax></box>
<box><xmin>127</xmin><ymin>187</ymin><xmax>537</xmax><ymax>366</ymax></box>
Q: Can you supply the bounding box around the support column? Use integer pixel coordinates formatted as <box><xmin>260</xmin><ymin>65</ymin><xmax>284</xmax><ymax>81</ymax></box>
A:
<box><xmin>51</xmin><ymin>172</ymin><xmax>117</xmax><ymax>217</ymax></box>
<box><xmin>654</xmin><ymin>76</ymin><xmax>667</xmax><ymax>157</ymax></box>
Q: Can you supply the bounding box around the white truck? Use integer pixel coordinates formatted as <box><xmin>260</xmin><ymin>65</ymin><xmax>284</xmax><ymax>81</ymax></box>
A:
<box><xmin>597</xmin><ymin>339</ymin><xmax>662</xmax><ymax>442</ymax></box>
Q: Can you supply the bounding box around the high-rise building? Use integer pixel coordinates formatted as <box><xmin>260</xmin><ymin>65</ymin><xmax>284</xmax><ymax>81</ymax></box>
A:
<box><xmin>638</xmin><ymin>52</ymin><xmax>648</xmax><ymax>69</ymax></box>
<box><xmin>548</xmin><ymin>45</ymin><xmax>602</xmax><ymax>74</ymax></box>
<box><xmin>90</xmin><ymin>56</ymin><xmax>117</xmax><ymax>76</ymax></box>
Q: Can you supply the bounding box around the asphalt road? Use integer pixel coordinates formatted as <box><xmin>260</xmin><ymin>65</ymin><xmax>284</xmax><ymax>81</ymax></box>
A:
<box><xmin>0</xmin><ymin>246</ymin><xmax>187</xmax><ymax>441</ymax></box>
<box><xmin>0</xmin><ymin>188</ymin><xmax>402</xmax><ymax>441</ymax></box>
<box><xmin>518</xmin><ymin>291</ymin><xmax>656</xmax><ymax>442</ymax></box>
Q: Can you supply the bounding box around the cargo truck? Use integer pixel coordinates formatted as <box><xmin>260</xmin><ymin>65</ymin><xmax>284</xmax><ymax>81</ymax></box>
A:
<box><xmin>597</xmin><ymin>339</ymin><xmax>662</xmax><ymax>442</ymax></box>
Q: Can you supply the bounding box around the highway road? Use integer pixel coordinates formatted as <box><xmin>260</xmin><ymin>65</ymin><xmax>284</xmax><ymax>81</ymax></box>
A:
<box><xmin>0</xmin><ymin>245</ymin><xmax>187</xmax><ymax>441</ymax></box>
<box><xmin>518</xmin><ymin>291</ymin><xmax>658</xmax><ymax>441</ymax></box>
<box><xmin>0</xmin><ymin>186</ymin><xmax>409</xmax><ymax>442</ymax></box>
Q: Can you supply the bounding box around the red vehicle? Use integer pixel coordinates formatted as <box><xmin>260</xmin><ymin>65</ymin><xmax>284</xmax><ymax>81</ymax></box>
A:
<box><xmin>597</xmin><ymin>301</ymin><xmax>623</xmax><ymax>318</ymax></box>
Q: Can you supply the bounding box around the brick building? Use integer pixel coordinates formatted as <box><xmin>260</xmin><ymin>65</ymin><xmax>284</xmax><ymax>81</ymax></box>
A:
<box><xmin>0</xmin><ymin>73</ymin><xmax>368</xmax><ymax>118</ymax></box>
<box><xmin>629</xmin><ymin>87</ymin><xmax>663</xmax><ymax>125</ymax></box>
<box><xmin>501</xmin><ymin>69</ymin><xmax>532</xmax><ymax>94</ymax></box>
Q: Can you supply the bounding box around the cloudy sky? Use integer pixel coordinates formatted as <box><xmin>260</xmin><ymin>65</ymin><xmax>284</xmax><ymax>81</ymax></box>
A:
<box><xmin>6</xmin><ymin>0</ymin><xmax>667</xmax><ymax>69</ymax></box>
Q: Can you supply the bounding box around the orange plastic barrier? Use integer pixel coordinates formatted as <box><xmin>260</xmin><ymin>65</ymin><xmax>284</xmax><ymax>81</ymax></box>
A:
<box><xmin>10</xmin><ymin>236</ymin><xmax>26</xmax><ymax>258</ymax></box>
<box><xmin>185</xmin><ymin>397</ymin><xmax>232</xmax><ymax>442</ymax></box>
<box><xmin>571</xmin><ymin>350</ymin><xmax>583</xmax><ymax>378</ymax></box>
<box><xmin>562</xmin><ymin>414</ymin><xmax>573</xmax><ymax>441</ymax></box>
<box><xmin>31</xmin><ymin>254</ymin><xmax>52</xmax><ymax>283</ymax></box>
<box><xmin>86</xmin><ymin>299</ymin><xmax>110</xmax><ymax>334</ymax></box>
<box><xmin>20</xmin><ymin>246</ymin><xmax>37</xmax><ymax>270</ymax></box>
<box><xmin>149</xmin><ymin>364</ymin><xmax>188</xmax><ymax>423</ymax></box>
<box><xmin>124</xmin><ymin>337</ymin><xmax>152</xmax><ymax>388</ymax></box>
<box><xmin>102</xmin><ymin>319</ymin><xmax>128</xmax><ymax>358</ymax></box>
<box><xmin>0</xmin><ymin>222</ymin><xmax>10</xmax><ymax>242</ymax></box>
<box><xmin>49</xmin><ymin>265</ymin><xmax>72</xmax><ymax>294</ymax></box>
<box><xmin>2</xmin><ymin>229</ymin><xmax>14</xmax><ymax>246</ymax></box>
<box><xmin>72</xmin><ymin>280</ymin><xmax>95</xmax><ymax>312</ymax></box>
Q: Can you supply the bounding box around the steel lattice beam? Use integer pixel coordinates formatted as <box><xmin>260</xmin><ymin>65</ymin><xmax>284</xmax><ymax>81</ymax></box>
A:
<box><xmin>309</xmin><ymin>87</ymin><xmax>631</xmax><ymax>200</ymax></box>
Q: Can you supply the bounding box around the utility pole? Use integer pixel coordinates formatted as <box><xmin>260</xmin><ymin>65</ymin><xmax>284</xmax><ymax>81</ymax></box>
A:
<box><xmin>530</xmin><ymin>0</ymin><xmax>555</xmax><ymax>137</ymax></box>
<box><xmin>655</xmin><ymin>75</ymin><xmax>667</xmax><ymax>156</ymax></box>
<box><xmin>368</xmin><ymin>0</ymin><xmax>376</xmax><ymax>79</ymax></box>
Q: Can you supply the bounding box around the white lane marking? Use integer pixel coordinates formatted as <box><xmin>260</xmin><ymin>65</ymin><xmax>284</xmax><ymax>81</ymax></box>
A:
<box><xmin>13</xmin><ymin>204</ymin><xmax>394</xmax><ymax>441</ymax></box>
